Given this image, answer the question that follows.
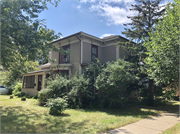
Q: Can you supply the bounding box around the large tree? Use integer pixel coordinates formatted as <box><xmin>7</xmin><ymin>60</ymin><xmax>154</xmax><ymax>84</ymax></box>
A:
<box><xmin>118</xmin><ymin>0</ymin><xmax>166</xmax><ymax>105</ymax></box>
<box><xmin>144</xmin><ymin>0</ymin><xmax>179</xmax><ymax>88</ymax></box>
<box><xmin>1</xmin><ymin>0</ymin><xmax>61</xmax><ymax>69</ymax></box>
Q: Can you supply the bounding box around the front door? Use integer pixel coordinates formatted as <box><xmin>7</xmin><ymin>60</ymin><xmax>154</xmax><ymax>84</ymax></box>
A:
<box><xmin>38</xmin><ymin>75</ymin><xmax>42</xmax><ymax>91</ymax></box>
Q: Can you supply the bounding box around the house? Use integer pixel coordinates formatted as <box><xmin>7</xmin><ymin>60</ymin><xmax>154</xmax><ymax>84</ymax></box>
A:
<box><xmin>22</xmin><ymin>31</ymin><xmax>130</xmax><ymax>96</ymax></box>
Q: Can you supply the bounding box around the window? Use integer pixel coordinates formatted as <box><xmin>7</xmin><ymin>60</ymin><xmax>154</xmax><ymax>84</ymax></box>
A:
<box><xmin>91</xmin><ymin>45</ymin><xmax>98</xmax><ymax>61</ymax></box>
<box><xmin>60</xmin><ymin>70</ymin><xmax>69</xmax><ymax>78</ymax></box>
<box><xmin>59</xmin><ymin>45</ymin><xmax>70</xmax><ymax>64</ymax></box>
<box><xmin>23</xmin><ymin>76</ymin><xmax>35</xmax><ymax>88</ymax></box>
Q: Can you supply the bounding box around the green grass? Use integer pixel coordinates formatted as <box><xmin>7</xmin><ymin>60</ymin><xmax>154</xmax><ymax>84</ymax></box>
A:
<box><xmin>0</xmin><ymin>95</ymin><xmax>178</xmax><ymax>133</ymax></box>
<box><xmin>162</xmin><ymin>122</ymin><xmax>180</xmax><ymax>134</ymax></box>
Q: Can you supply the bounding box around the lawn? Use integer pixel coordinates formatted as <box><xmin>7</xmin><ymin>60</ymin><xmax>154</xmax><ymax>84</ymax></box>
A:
<box><xmin>162</xmin><ymin>122</ymin><xmax>180</xmax><ymax>134</ymax></box>
<box><xmin>0</xmin><ymin>95</ymin><xmax>177</xmax><ymax>133</ymax></box>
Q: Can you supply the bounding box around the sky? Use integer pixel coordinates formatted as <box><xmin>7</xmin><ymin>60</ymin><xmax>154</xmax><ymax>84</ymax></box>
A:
<box><xmin>38</xmin><ymin>0</ymin><xmax>173</xmax><ymax>39</ymax></box>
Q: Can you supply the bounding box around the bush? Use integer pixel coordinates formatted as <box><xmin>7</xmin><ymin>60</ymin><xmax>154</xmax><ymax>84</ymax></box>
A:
<box><xmin>17</xmin><ymin>92</ymin><xmax>26</xmax><ymax>97</ymax></box>
<box><xmin>33</xmin><ymin>94</ymin><xmax>38</xmax><ymax>99</ymax></box>
<box><xmin>6</xmin><ymin>80</ymin><xmax>19</xmax><ymax>95</ymax></box>
<box><xmin>68</xmin><ymin>74</ymin><xmax>92</xmax><ymax>108</ymax></box>
<box><xmin>38</xmin><ymin>88</ymin><xmax>53</xmax><ymax>105</ymax></box>
<box><xmin>95</xmin><ymin>59</ymin><xmax>138</xmax><ymax>108</ymax></box>
<box><xmin>38</xmin><ymin>75</ymin><xmax>69</xmax><ymax>105</ymax></box>
<box><xmin>46</xmin><ymin>97</ymin><xmax>68</xmax><ymax>115</ymax></box>
<box><xmin>13</xmin><ymin>82</ymin><xmax>22</xmax><ymax>96</ymax></box>
<box><xmin>163</xmin><ymin>89</ymin><xmax>176</xmax><ymax>101</ymax></box>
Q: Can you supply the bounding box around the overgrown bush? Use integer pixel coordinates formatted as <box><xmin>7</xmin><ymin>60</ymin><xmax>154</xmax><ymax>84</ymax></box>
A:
<box><xmin>68</xmin><ymin>74</ymin><xmax>92</xmax><ymax>108</ymax></box>
<box><xmin>163</xmin><ymin>89</ymin><xmax>176</xmax><ymax>101</ymax></box>
<box><xmin>33</xmin><ymin>94</ymin><xmax>38</xmax><ymax>99</ymax></box>
<box><xmin>13</xmin><ymin>82</ymin><xmax>22</xmax><ymax>96</ymax></box>
<box><xmin>16</xmin><ymin>92</ymin><xmax>26</xmax><ymax>97</ymax></box>
<box><xmin>46</xmin><ymin>97</ymin><xmax>68</xmax><ymax>115</ymax></box>
<box><xmin>38</xmin><ymin>75</ymin><xmax>69</xmax><ymax>105</ymax></box>
<box><xmin>38</xmin><ymin>88</ymin><xmax>53</xmax><ymax>105</ymax></box>
<box><xmin>96</xmin><ymin>59</ymin><xmax>139</xmax><ymax>108</ymax></box>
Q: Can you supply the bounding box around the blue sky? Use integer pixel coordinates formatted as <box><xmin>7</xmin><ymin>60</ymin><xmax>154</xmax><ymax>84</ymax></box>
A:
<box><xmin>38</xmin><ymin>0</ymin><xmax>173</xmax><ymax>39</ymax></box>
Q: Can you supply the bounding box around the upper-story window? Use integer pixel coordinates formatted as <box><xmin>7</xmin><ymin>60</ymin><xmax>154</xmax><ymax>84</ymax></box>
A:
<box><xmin>91</xmin><ymin>44</ymin><xmax>98</xmax><ymax>61</ymax></box>
<box><xmin>59</xmin><ymin>45</ymin><xmax>70</xmax><ymax>64</ymax></box>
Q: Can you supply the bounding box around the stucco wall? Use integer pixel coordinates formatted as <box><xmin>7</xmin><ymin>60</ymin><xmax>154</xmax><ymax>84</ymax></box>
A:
<box><xmin>69</xmin><ymin>41</ymin><xmax>80</xmax><ymax>74</ymax></box>
<box><xmin>83</xmin><ymin>41</ymin><xmax>91</xmax><ymax>64</ymax></box>
<box><xmin>101</xmin><ymin>45</ymin><xmax>116</xmax><ymax>64</ymax></box>
<box><xmin>51</xmin><ymin>49</ymin><xmax>59</xmax><ymax>65</ymax></box>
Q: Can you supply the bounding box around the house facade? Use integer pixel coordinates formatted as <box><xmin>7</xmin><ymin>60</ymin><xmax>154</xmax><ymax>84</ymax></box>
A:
<box><xmin>22</xmin><ymin>31</ymin><xmax>130</xmax><ymax>96</ymax></box>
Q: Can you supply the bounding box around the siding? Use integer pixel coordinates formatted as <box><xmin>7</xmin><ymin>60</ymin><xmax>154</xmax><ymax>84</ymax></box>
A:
<box><xmin>83</xmin><ymin>41</ymin><xmax>91</xmax><ymax>64</ymax></box>
<box><xmin>101</xmin><ymin>45</ymin><xmax>116</xmax><ymax>64</ymax></box>
<box><xmin>69</xmin><ymin>41</ymin><xmax>80</xmax><ymax>74</ymax></box>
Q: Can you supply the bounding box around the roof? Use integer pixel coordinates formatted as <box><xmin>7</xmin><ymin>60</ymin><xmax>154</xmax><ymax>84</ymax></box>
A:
<box><xmin>51</xmin><ymin>31</ymin><xmax>134</xmax><ymax>44</ymax></box>
<box><xmin>38</xmin><ymin>63</ymin><xmax>51</xmax><ymax>68</ymax></box>
<box><xmin>23</xmin><ymin>69</ymin><xmax>51</xmax><ymax>75</ymax></box>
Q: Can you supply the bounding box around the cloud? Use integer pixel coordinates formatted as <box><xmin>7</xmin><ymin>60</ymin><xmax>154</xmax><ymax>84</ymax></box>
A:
<box><xmin>78</xmin><ymin>0</ymin><xmax>136</xmax><ymax>25</ymax></box>
<box><xmin>100</xmin><ymin>33</ymin><xmax>115</xmax><ymax>38</ymax></box>
<box><xmin>80</xmin><ymin>0</ymin><xmax>134</xmax><ymax>4</ymax></box>
<box><xmin>90</xmin><ymin>3</ymin><xmax>136</xmax><ymax>25</ymax></box>
<box><xmin>77</xmin><ymin>5</ymin><xmax>81</xmax><ymax>9</ymax></box>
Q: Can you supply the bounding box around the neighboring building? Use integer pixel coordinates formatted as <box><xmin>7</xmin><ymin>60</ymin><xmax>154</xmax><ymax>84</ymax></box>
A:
<box><xmin>22</xmin><ymin>31</ymin><xmax>130</xmax><ymax>96</ymax></box>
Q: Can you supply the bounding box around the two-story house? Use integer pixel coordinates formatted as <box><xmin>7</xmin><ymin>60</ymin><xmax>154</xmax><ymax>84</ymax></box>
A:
<box><xmin>22</xmin><ymin>31</ymin><xmax>130</xmax><ymax>96</ymax></box>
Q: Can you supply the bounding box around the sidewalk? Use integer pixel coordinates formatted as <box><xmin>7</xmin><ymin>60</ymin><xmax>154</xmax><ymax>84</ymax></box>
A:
<box><xmin>107</xmin><ymin>112</ymin><xmax>180</xmax><ymax>134</ymax></box>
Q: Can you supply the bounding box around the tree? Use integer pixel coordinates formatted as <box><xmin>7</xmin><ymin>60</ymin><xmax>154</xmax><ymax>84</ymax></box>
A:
<box><xmin>144</xmin><ymin>0</ymin><xmax>179</xmax><ymax>88</ymax></box>
<box><xmin>1</xmin><ymin>0</ymin><xmax>61</xmax><ymax>69</ymax></box>
<box><xmin>118</xmin><ymin>0</ymin><xmax>166</xmax><ymax>105</ymax></box>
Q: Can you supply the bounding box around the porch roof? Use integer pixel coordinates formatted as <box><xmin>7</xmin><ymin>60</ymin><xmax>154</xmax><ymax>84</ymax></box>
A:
<box><xmin>23</xmin><ymin>69</ymin><xmax>51</xmax><ymax>75</ymax></box>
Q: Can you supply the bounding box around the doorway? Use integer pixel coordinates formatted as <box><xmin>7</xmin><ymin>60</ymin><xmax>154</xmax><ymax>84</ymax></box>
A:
<box><xmin>38</xmin><ymin>75</ymin><xmax>42</xmax><ymax>91</ymax></box>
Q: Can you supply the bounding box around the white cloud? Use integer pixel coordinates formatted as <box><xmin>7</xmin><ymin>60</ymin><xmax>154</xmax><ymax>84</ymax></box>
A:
<box><xmin>77</xmin><ymin>5</ymin><xmax>81</xmax><ymax>9</ymax></box>
<box><xmin>90</xmin><ymin>3</ymin><xmax>137</xmax><ymax>25</ymax></box>
<box><xmin>80</xmin><ymin>0</ymin><xmax>134</xmax><ymax>4</ymax></box>
<box><xmin>78</xmin><ymin>0</ymin><xmax>136</xmax><ymax>25</ymax></box>
<box><xmin>100</xmin><ymin>33</ymin><xmax>115</xmax><ymax>38</ymax></box>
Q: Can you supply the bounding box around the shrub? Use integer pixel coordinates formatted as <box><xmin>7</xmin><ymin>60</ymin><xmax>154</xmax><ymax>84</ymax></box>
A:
<box><xmin>38</xmin><ymin>88</ymin><xmax>53</xmax><ymax>105</ymax></box>
<box><xmin>17</xmin><ymin>92</ymin><xmax>26</xmax><ymax>97</ymax></box>
<box><xmin>46</xmin><ymin>97</ymin><xmax>68</xmax><ymax>115</ymax></box>
<box><xmin>33</xmin><ymin>94</ymin><xmax>38</xmax><ymax>99</ymax></box>
<box><xmin>163</xmin><ymin>89</ymin><xmax>176</xmax><ymax>101</ymax></box>
<box><xmin>95</xmin><ymin>59</ymin><xmax>138</xmax><ymax>108</ymax></box>
<box><xmin>38</xmin><ymin>75</ymin><xmax>69</xmax><ymax>105</ymax></box>
<box><xmin>13</xmin><ymin>82</ymin><xmax>22</xmax><ymax>96</ymax></box>
<box><xmin>68</xmin><ymin>74</ymin><xmax>92</xmax><ymax>108</ymax></box>
<box><xmin>46</xmin><ymin>74</ymin><xmax>70</xmax><ymax>98</ymax></box>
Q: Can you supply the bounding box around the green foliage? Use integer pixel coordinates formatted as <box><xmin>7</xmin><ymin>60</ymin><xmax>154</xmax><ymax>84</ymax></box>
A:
<box><xmin>33</xmin><ymin>94</ymin><xmax>38</xmax><ymax>99</ymax></box>
<box><xmin>1</xmin><ymin>0</ymin><xmax>61</xmax><ymax>69</ymax></box>
<box><xmin>38</xmin><ymin>88</ymin><xmax>53</xmax><ymax>104</ymax></box>
<box><xmin>1</xmin><ymin>57</ymin><xmax>39</xmax><ymax>87</ymax></box>
<box><xmin>46</xmin><ymin>97</ymin><xmax>68</xmax><ymax>115</ymax></box>
<box><xmin>16</xmin><ymin>92</ymin><xmax>26</xmax><ymax>98</ymax></box>
<box><xmin>13</xmin><ymin>82</ymin><xmax>22</xmax><ymax>96</ymax></box>
<box><xmin>96</xmin><ymin>59</ymin><xmax>138</xmax><ymax>108</ymax></box>
<box><xmin>68</xmin><ymin>74</ymin><xmax>92</xmax><ymax>108</ymax></box>
<box><xmin>144</xmin><ymin>0</ymin><xmax>179</xmax><ymax>85</ymax></box>
<box><xmin>38</xmin><ymin>75</ymin><xmax>69</xmax><ymax>105</ymax></box>
<box><xmin>46</xmin><ymin>75</ymin><xmax>70</xmax><ymax>98</ymax></box>
<box><xmin>163</xmin><ymin>89</ymin><xmax>176</xmax><ymax>101</ymax></box>
<box><xmin>119</xmin><ymin>0</ymin><xmax>166</xmax><ymax>106</ymax></box>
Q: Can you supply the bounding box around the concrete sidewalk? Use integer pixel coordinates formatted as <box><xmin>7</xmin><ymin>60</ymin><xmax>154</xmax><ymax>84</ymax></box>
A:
<box><xmin>107</xmin><ymin>112</ymin><xmax>180</xmax><ymax>134</ymax></box>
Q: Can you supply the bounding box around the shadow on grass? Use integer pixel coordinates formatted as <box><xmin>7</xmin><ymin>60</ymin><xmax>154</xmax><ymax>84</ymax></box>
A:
<box><xmin>0</xmin><ymin>106</ymin><xmax>89</xmax><ymax>133</ymax></box>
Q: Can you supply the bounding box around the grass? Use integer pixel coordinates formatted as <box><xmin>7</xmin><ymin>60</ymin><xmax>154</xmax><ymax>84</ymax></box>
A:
<box><xmin>162</xmin><ymin>122</ymin><xmax>180</xmax><ymax>134</ymax></box>
<box><xmin>0</xmin><ymin>95</ymin><xmax>178</xmax><ymax>133</ymax></box>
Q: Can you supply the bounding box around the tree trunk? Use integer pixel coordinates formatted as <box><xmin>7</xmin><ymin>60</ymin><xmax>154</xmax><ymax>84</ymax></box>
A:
<box><xmin>148</xmin><ymin>79</ymin><xmax>154</xmax><ymax>106</ymax></box>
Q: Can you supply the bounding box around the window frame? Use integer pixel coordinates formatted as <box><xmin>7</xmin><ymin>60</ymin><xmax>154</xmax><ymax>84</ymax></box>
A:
<box><xmin>59</xmin><ymin>44</ymin><xmax>70</xmax><ymax>64</ymax></box>
<box><xmin>91</xmin><ymin>44</ymin><xmax>98</xmax><ymax>61</ymax></box>
<box><xmin>23</xmin><ymin>75</ymin><xmax>35</xmax><ymax>88</ymax></box>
